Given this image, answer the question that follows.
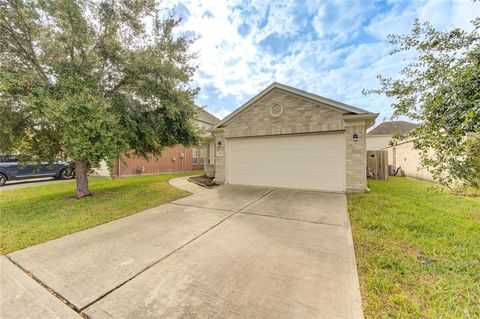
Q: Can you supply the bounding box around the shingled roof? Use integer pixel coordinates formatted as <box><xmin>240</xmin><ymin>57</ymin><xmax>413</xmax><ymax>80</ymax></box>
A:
<box><xmin>196</xmin><ymin>106</ymin><xmax>220</xmax><ymax>125</ymax></box>
<box><xmin>368</xmin><ymin>121</ymin><xmax>417</xmax><ymax>136</ymax></box>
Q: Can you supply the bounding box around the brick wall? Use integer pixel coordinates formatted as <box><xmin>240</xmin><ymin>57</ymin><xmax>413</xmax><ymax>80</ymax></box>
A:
<box><xmin>224</xmin><ymin>88</ymin><xmax>344</xmax><ymax>138</ymax></box>
<box><xmin>113</xmin><ymin>144</ymin><xmax>204</xmax><ymax>176</ymax></box>
<box><xmin>345</xmin><ymin>123</ymin><xmax>367</xmax><ymax>193</ymax></box>
<box><xmin>384</xmin><ymin>140</ymin><xmax>434</xmax><ymax>182</ymax></box>
<box><xmin>212</xmin><ymin>129</ymin><xmax>226</xmax><ymax>183</ymax></box>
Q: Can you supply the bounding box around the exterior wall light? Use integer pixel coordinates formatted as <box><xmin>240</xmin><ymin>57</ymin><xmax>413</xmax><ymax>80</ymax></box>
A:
<box><xmin>352</xmin><ymin>133</ymin><xmax>358</xmax><ymax>142</ymax></box>
<box><xmin>217</xmin><ymin>141</ymin><xmax>222</xmax><ymax>148</ymax></box>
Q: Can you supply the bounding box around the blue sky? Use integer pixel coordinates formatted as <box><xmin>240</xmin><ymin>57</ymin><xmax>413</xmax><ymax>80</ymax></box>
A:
<box><xmin>168</xmin><ymin>0</ymin><xmax>478</xmax><ymax>125</ymax></box>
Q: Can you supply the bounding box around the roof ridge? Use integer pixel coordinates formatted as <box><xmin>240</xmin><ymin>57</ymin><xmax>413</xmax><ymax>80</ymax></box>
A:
<box><xmin>368</xmin><ymin>120</ymin><xmax>418</xmax><ymax>135</ymax></box>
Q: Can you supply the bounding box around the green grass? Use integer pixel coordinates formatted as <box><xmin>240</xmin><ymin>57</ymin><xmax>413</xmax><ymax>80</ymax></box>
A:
<box><xmin>348</xmin><ymin>177</ymin><xmax>480</xmax><ymax>319</ymax></box>
<box><xmin>0</xmin><ymin>171</ymin><xmax>201</xmax><ymax>254</ymax></box>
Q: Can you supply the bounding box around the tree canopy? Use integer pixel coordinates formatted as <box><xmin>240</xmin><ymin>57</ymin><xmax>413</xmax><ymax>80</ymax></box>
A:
<box><xmin>0</xmin><ymin>0</ymin><xmax>200</xmax><ymax>197</ymax></box>
<box><xmin>365</xmin><ymin>18</ymin><xmax>480</xmax><ymax>190</ymax></box>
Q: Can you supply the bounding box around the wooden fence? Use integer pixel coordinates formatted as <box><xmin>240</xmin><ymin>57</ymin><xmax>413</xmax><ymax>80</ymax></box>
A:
<box><xmin>367</xmin><ymin>150</ymin><xmax>388</xmax><ymax>180</ymax></box>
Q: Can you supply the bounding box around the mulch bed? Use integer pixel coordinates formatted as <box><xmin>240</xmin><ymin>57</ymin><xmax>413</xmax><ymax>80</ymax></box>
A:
<box><xmin>188</xmin><ymin>175</ymin><xmax>216</xmax><ymax>188</ymax></box>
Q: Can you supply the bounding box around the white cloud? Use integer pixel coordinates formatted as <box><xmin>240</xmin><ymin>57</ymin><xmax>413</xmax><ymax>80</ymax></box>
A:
<box><xmin>312</xmin><ymin>0</ymin><xmax>375</xmax><ymax>39</ymax></box>
<box><xmin>162</xmin><ymin>0</ymin><xmax>477</xmax><ymax>120</ymax></box>
<box><xmin>367</xmin><ymin>0</ymin><xmax>478</xmax><ymax>39</ymax></box>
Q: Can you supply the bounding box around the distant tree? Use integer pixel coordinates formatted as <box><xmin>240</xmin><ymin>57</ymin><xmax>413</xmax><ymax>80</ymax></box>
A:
<box><xmin>365</xmin><ymin>18</ymin><xmax>480</xmax><ymax>191</ymax></box>
<box><xmin>0</xmin><ymin>0</ymin><xmax>199</xmax><ymax>198</ymax></box>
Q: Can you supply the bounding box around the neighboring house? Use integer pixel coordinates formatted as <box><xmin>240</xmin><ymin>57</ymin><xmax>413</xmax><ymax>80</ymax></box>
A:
<box><xmin>385</xmin><ymin>133</ymin><xmax>479</xmax><ymax>184</ymax></box>
<box><xmin>366</xmin><ymin>120</ymin><xmax>417</xmax><ymax>150</ymax></box>
<box><xmin>367</xmin><ymin>121</ymin><xmax>434</xmax><ymax>182</ymax></box>
<box><xmin>206</xmin><ymin>82</ymin><xmax>378</xmax><ymax>193</ymax></box>
<box><xmin>95</xmin><ymin>107</ymin><xmax>220</xmax><ymax>176</ymax></box>
<box><xmin>382</xmin><ymin>139</ymin><xmax>434</xmax><ymax>182</ymax></box>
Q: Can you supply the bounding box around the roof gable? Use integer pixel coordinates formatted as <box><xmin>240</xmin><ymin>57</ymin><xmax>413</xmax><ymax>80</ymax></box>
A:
<box><xmin>195</xmin><ymin>106</ymin><xmax>220</xmax><ymax>125</ymax></box>
<box><xmin>215</xmin><ymin>82</ymin><xmax>375</xmax><ymax>128</ymax></box>
<box><xmin>368</xmin><ymin>121</ymin><xmax>418</xmax><ymax>135</ymax></box>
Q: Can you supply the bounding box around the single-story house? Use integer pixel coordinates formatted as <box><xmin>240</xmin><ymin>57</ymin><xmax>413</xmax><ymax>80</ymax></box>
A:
<box><xmin>95</xmin><ymin>107</ymin><xmax>220</xmax><ymax>176</ymax></box>
<box><xmin>204</xmin><ymin>82</ymin><xmax>378</xmax><ymax>193</ymax></box>
<box><xmin>366</xmin><ymin>120</ymin><xmax>417</xmax><ymax>150</ymax></box>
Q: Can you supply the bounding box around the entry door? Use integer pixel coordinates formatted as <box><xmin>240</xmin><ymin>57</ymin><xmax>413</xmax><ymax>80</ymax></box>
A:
<box><xmin>226</xmin><ymin>133</ymin><xmax>346</xmax><ymax>192</ymax></box>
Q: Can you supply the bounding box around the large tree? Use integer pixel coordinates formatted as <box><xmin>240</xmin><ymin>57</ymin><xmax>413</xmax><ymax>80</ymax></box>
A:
<box><xmin>0</xmin><ymin>0</ymin><xmax>199</xmax><ymax>197</ymax></box>
<box><xmin>366</xmin><ymin>18</ymin><xmax>480</xmax><ymax>191</ymax></box>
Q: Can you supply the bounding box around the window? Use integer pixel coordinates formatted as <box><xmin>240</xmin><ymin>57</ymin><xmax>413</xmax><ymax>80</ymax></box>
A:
<box><xmin>192</xmin><ymin>147</ymin><xmax>198</xmax><ymax>165</ymax></box>
<box><xmin>4</xmin><ymin>155</ymin><xmax>19</xmax><ymax>162</ymax></box>
<box><xmin>200</xmin><ymin>146</ymin><xmax>205</xmax><ymax>164</ymax></box>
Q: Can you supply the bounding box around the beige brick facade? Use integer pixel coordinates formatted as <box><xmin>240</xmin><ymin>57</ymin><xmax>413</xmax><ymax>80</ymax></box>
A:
<box><xmin>345</xmin><ymin>122</ymin><xmax>367</xmax><ymax>193</ymax></box>
<box><xmin>212</xmin><ymin>129</ymin><xmax>226</xmax><ymax>184</ymax></box>
<box><xmin>212</xmin><ymin>84</ymin><xmax>375</xmax><ymax>193</ymax></box>
<box><xmin>224</xmin><ymin>89</ymin><xmax>345</xmax><ymax>138</ymax></box>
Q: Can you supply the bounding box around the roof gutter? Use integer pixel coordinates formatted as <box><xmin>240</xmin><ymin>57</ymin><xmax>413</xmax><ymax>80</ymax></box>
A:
<box><xmin>343</xmin><ymin>113</ymin><xmax>379</xmax><ymax>129</ymax></box>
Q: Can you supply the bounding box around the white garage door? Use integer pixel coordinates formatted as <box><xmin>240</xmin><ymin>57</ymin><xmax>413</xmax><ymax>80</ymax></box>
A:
<box><xmin>227</xmin><ymin>133</ymin><xmax>346</xmax><ymax>192</ymax></box>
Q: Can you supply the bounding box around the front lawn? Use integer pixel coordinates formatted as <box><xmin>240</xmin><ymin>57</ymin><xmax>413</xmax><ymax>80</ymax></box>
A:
<box><xmin>348</xmin><ymin>177</ymin><xmax>480</xmax><ymax>318</ymax></box>
<box><xmin>0</xmin><ymin>171</ymin><xmax>201</xmax><ymax>254</ymax></box>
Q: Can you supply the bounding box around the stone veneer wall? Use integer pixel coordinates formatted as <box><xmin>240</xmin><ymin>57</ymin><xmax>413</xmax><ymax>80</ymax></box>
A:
<box><xmin>224</xmin><ymin>89</ymin><xmax>345</xmax><ymax>138</ymax></box>
<box><xmin>345</xmin><ymin>122</ymin><xmax>367</xmax><ymax>193</ymax></box>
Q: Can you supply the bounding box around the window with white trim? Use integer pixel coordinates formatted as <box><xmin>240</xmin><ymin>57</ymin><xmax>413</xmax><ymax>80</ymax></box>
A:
<box><xmin>192</xmin><ymin>146</ymin><xmax>198</xmax><ymax>165</ymax></box>
<box><xmin>200</xmin><ymin>146</ymin><xmax>205</xmax><ymax>164</ymax></box>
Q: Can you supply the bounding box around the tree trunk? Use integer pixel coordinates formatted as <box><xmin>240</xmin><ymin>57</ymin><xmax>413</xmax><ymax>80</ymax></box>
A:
<box><xmin>75</xmin><ymin>158</ymin><xmax>90</xmax><ymax>198</ymax></box>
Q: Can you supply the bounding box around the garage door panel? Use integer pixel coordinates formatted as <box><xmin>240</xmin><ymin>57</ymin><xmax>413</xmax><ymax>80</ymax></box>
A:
<box><xmin>229</xmin><ymin>174</ymin><xmax>343</xmax><ymax>191</ymax></box>
<box><xmin>227</xmin><ymin>133</ymin><xmax>346</xmax><ymax>192</ymax></box>
<box><xmin>228</xmin><ymin>163</ymin><xmax>345</xmax><ymax>177</ymax></box>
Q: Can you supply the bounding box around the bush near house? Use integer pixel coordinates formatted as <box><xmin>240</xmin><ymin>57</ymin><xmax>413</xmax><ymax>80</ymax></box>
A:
<box><xmin>0</xmin><ymin>172</ymin><xmax>201</xmax><ymax>254</ymax></box>
<box><xmin>348</xmin><ymin>177</ymin><xmax>479</xmax><ymax>318</ymax></box>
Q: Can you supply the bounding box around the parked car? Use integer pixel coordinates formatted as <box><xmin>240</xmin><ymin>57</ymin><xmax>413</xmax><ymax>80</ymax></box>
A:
<box><xmin>0</xmin><ymin>155</ymin><xmax>75</xmax><ymax>186</ymax></box>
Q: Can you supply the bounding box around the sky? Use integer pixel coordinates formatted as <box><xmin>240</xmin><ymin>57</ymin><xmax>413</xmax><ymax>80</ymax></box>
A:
<box><xmin>165</xmin><ymin>0</ymin><xmax>478</xmax><ymax>125</ymax></box>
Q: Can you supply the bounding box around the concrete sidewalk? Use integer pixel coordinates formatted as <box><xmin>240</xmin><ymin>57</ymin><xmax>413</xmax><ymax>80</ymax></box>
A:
<box><xmin>0</xmin><ymin>256</ymin><xmax>80</xmax><ymax>319</ymax></box>
<box><xmin>168</xmin><ymin>175</ymin><xmax>207</xmax><ymax>194</ymax></box>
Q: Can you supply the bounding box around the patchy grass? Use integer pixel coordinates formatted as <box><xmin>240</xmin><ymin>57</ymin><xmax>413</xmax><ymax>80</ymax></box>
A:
<box><xmin>0</xmin><ymin>171</ymin><xmax>201</xmax><ymax>254</ymax></box>
<box><xmin>348</xmin><ymin>177</ymin><xmax>480</xmax><ymax>319</ymax></box>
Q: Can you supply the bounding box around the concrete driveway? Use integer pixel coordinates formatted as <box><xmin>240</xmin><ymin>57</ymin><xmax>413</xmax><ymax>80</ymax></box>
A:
<box><xmin>2</xmin><ymin>184</ymin><xmax>363</xmax><ymax>319</ymax></box>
